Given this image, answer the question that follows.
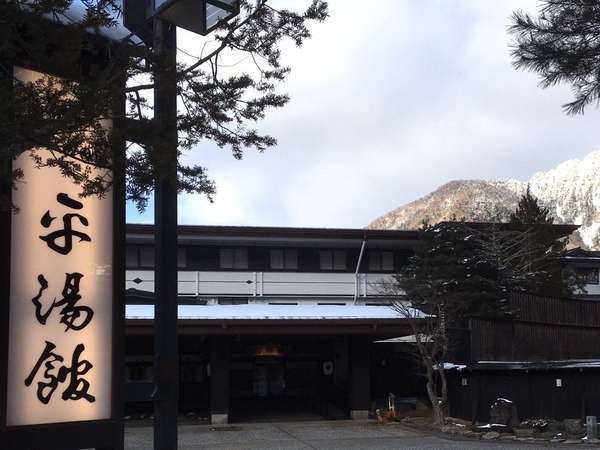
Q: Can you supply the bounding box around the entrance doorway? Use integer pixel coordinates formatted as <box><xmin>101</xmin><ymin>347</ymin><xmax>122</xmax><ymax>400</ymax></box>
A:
<box><xmin>228</xmin><ymin>337</ymin><xmax>336</xmax><ymax>422</ymax></box>
<box><xmin>253</xmin><ymin>360</ymin><xmax>285</xmax><ymax>397</ymax></box>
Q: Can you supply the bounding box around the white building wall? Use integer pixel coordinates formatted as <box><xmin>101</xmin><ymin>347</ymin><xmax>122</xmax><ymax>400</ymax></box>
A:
<box><xmin>126</xmin><ymin>270</ymin><xmax>400</xmax><ymax>302</ymax></box>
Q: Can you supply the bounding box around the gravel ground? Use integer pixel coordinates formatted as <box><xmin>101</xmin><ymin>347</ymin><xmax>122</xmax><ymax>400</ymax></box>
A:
<box><xmin>124</xmin><ymin>420</ymin><xmax>588</xmax><ymax>449</ymax></box>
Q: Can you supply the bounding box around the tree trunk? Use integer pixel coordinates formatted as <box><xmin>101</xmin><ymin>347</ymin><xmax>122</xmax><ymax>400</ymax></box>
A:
<box><xmin>439</xmin><ymin>366</ymin><xmax>448</xmax><ymax>419</ymax></box>
<box><xmin>424</xmin><ymin>362</ymin><xmax>445</xmax><ymax>427</ymax></box>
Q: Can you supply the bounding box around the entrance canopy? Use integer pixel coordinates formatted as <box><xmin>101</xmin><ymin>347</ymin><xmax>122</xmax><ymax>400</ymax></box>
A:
<box><xmin>126</xmin><ymin>304</ymin><xmax>425</xmax><ymax>336</ymax></box>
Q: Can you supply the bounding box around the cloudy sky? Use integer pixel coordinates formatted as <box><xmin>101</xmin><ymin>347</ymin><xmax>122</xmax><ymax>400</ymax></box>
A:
<box><xmin>127</xmin><ymin>0</ymin><xmax>600</xmax><ymax>228</ymax></box>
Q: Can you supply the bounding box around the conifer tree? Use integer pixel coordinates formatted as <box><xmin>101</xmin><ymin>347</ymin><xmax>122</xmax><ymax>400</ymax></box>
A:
<box><xmin>510</xmin><ymin>185</ymin><xmax>553</xmax><ymax>225</ymax></box>
<box><xmin>508</xmin><ymin>187</ymin><xmax>571</xmax><ymax>295</ymax></box>
<box><xmin>0</xmin><ymin>1</ymin><xmax>328</xmax><ymax>211</ymax></box>
<box><xmin>510</xmin><ymin>0</ymin><xmax>600</xmax><ymax>114</ymax></box>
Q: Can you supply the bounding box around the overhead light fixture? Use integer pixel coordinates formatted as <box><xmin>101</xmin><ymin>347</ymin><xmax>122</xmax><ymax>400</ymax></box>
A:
<box><xmin>124</xmin><ymin>0</ymin><xmax>240</xmax><ymax>42</ymax></box>
<box><xmin>154</xmin><ymin>0</ymin><xmax>240</xmax><ymax>35</ymax></box>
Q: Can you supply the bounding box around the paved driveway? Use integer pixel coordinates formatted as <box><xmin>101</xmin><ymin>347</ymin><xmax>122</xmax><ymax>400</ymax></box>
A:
<box><xmin>125</xmin><ymin>420</ymin><xmax>575</xmax><ymax>449</ymax></box>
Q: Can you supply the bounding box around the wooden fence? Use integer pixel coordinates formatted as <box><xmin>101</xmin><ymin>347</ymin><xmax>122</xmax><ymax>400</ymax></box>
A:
<box><xmin>470</xmin><ymin>292</ymin><xmax>600</xmax><ymax>362</ymax></box>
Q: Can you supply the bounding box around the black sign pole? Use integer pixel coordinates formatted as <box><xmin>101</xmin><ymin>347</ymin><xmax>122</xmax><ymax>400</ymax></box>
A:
<box><xmin>100</xmin><ymin>69</ymin><xmax>128</xmax><ymax>450</ymax></box>
<box><xmin>152</xmin><ymin>17</ymin><xmax>179</xmax><ymax>450</ymax></box>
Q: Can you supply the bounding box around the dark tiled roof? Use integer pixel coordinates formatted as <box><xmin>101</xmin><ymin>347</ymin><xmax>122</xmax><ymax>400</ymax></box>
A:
<box><xmin>126</xmin><ymin>223</ymin><xmax>420</xmax><ymax>241</ymax></box>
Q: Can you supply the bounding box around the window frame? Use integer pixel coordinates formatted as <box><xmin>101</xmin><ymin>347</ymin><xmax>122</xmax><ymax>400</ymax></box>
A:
<box><xmin>319</xmin><ymin>249</ymin><xmax>347</xmax><ymax>271</ymax></box>
<box><xmin>126</xmin><ymin>245</ymin><xmax>140</xmax><ymax>269</ymax></box>
<box><xmin>269</xmin><ymin>248</ymin><xmax>298</xmax><ymax>270</ymax></box>
<box><xmin>177</xmin><ymin>246</ymin><xmax>187</xmax><ymax>269</ymax></box>
<box><xmin>138</xmin><ymin>246</ymin><xmax>155</xmax><ymax>269</ymax></box>
<box><xmin>219</xmin><ymin>247</ymin><xmax>249</xmax><ymax>270</ymax></box>
<box><xmin>368</xmin><ymin>250</ymin><xmax>395</xmax><ymax>272</ymax></box>
<box><xmin>576</xmin><ymin>267</ymin><xmax>600</xmax><ymax>285</ymax></box>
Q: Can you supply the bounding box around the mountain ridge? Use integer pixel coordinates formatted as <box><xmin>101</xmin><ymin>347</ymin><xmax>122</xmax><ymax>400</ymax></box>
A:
<box><xmin>368</xmin><ymin>150</ymin><xmax>600</xmax><ymax>250</ymax></box>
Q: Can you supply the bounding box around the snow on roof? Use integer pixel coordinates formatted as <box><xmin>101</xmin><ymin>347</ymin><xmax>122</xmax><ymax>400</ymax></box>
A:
<box><xmin>471</xmin><ymin>360</ymin><xmax>600</xmax><ymax>370</ymax></box>
<box><xmin>440</xmin><ymin>363</ymin><xmax>467</xmax><ymax>371</ymax></box>
<box><xmin>374</xmin><ymin>334</ymin><xmax>433</xmax><ymax>344</ymax></box>
<box><xmin>126</xmin><ymin>304</ymin><xmax>426</xmax><ymax>321</ymax></box>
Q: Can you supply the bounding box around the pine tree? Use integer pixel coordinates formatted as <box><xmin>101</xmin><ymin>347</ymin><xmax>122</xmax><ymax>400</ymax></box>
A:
<box><xmin>391</xmin><ymin>221</ymin><xmax>508</xmax><ymax>427</ymax></box>
<box><xmin>510</xmin><ymin>1</ymin><xmax>600</xmax><ymax>114</ymax></box>
<box><xmin>510</xmin><ymin>185</ymin><xmax>553</xmax><ymax>225</ymax></box>
<box><xmin>1</xmin><ymin>1</ymin><xmax>328</xmax><ymax>211</ymax></box>
<box><xmin>508</xmin><ymin>187</ymin><xmax>571</xmax><ymax>295</ymax></box>
<box><xmin>390</xmin><ymin>215</ymin><xmax>574</xmax><ymax>426</ymax></box>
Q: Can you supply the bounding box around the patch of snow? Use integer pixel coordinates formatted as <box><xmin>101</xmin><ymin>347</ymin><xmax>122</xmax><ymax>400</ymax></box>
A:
<box><xmin>478</xmin><ymin>423</ymin><xmax>508</xmax><ymax>429</ymax></box>
<box><xmin>374</xmin><ymin>334</ymin><xmax>433</xmax><ymax>344</ymax></box>
<box><xmin>579</xmin><ymin>222</ymin><xmax>600</xmax><ymax>249</ymax></box>
<box><xmin>126</xmin><ymin>304</ymin><xmax>427</xmax><ymax>320</ymax></box>
<box><xmin>438</xmin><ymin>363</ymin><xmax>466</xmax><ymax>371</ymax></box>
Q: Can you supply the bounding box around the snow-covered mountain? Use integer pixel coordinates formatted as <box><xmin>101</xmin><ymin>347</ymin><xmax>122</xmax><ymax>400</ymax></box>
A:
<box><xmin>368</xmin><ymin>150</ymin><xmax>600</xmax><ymax>250</ymax></box>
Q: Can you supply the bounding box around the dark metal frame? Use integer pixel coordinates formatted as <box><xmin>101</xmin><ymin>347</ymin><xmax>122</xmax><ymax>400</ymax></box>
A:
<box><xmin>203</xmin><ymin>0</ymin><xmax>240</xmax><ymax>35</ymax></box>
<box><xmin>0</xmin><ymin>55</ymin><xmax>126</xmax><ymax>450</ymax></box>
<box><xmin>124</xmin><ymin>0</ymin><xmax>240</xmax><ymax>43</ymax></box>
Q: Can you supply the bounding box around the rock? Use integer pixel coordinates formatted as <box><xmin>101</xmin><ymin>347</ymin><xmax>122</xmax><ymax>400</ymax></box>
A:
<box><xmin>520</xmin><ymin>418</ymin><xmax>548</xmax><ymax>431</ymax></box>
<box><xmin>546</xmin><ymin>420</ymin><xmax>564</xmax><ymax>433</ymax></box>
<box><xmin>514</xmin><ymin>428</ymin><xmax>535</xmax><ymax>438</ymax></box>
<box><xmin>441</xmin><ymin>425</ymin><xmax>463</xmax><ymax>435</ymax></box>
<box><xmin>482</xmin><ymin>431</ymin><xmax>500</xmax><ymax>440</ymax></box>
<box><xmin>564</xmin><ymin>419</ymin><xmax>583</xmax><ymax>435</ymax></box>
<box><xmin>490</xmin><ymin>398</ymin><xmax>519</xmax><ymax>428</ymax></box>
<box><xmin>537</xmin><ymin>431</ymin><xmax>555</xmax><ymax>439</ymax></box>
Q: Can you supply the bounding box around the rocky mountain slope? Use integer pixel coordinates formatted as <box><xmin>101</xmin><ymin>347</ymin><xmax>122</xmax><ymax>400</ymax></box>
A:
<box><xmin>368</xmin><ymin>150</ymin><xmax>600</xmax><ymax>250</ymax></box>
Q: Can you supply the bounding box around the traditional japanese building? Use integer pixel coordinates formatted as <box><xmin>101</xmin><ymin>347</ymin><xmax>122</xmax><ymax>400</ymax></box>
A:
<box><xmin>124</xmin><ymin>224</ymin><xmax>425</xmax><ymax>423</ymax></box>
<box><xmin>562</xmin><ymin>248</ymin><xmax>600</xmax><ymax>300</ymax></box>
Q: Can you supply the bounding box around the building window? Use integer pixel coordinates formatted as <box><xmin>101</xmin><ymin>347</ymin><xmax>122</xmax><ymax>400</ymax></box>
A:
<box><xmin>220</xmin><ymin>248</ymin><xmax>248</xmax><ymax>269</ymax></box>
<box><xmin>368</xmin><ymin>251</ymin><xmax>394</xmax><ymax>271</ymax></box>
<box><xmin>576</xmin><ymin>267</ymin><xmax>599</xmax><ymax>285</ymax></box>
<box><xmin>139</xmin><ymin>246</ymin><xmax>154</xmax><ymax>268</ymax></box>
<box><xmin>320</xmin><ymin>250</ymin><xmax>346</xmax><ymax>271</ymax></box>
<box><xmin>126</xmin><ymin>246</ymin><xmax>138</xmax><ymax>268</ymax></box>
<box><xmin>178</xmin><ymin>247</ymin><xmax>187</xmax><ymax>269</ymax></box>
<box><xmin>127</xmin><ymin>246</ymin><xmax>185</xmax><ymax>269</ymax></box>
<box><xmin>270</xmin><ymin>249</ymin><xmax>298</xmax><ymax>270</ymax></box>
<box><xmin>218</xmin><ymin>297</ymin><xmax>249</xmax><ymax>305</ymax></box>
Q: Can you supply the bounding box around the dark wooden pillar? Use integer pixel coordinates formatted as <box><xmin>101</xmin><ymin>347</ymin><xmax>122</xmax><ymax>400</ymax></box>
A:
<box><xmin>209</xmin><ymin>337</ymin><xmax>230</xmax><ymax>424</ymax></box>
<box><xmin>348</xmin><ymin>336</ymin><xmax>370</xmax><ymax>419</ymax></box>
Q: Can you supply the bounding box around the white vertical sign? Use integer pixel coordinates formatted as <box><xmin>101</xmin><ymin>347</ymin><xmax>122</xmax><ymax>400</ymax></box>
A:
<box><xmin>6</xmin><ymin>67</ymin><xmax>113</xmax><ymax>426</ymax></box>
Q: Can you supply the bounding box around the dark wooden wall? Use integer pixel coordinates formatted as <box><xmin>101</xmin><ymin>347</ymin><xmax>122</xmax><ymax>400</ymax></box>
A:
<box><xmin>448</xmin><ymin>370</ymin><xmax>600</xmax><ymax>422</ymax></box>
<box><xmin>470</xmin><ymin>293</ymin><xmax>600</xmax><ymax>362</ymax></box>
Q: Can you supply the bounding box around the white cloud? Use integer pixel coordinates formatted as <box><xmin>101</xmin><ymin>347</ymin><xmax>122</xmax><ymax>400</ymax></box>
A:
<box><xmin>129</xmin><ymin>0</ymin><xmax>600</xmax><ymax>228</ymax></box>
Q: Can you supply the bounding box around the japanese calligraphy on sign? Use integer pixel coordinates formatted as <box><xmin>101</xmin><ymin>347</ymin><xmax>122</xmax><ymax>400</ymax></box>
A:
<box><xmin>6</xmin><ymin>66</ymin><xmax>113</xmax><ymax>426</ymax></box>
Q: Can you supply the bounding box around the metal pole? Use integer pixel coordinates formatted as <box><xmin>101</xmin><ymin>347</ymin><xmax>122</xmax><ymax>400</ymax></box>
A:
<box><xmin>152</xmin><ymin>17</ymin><xmax>179</xmax><ymax>450</ymax></box>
